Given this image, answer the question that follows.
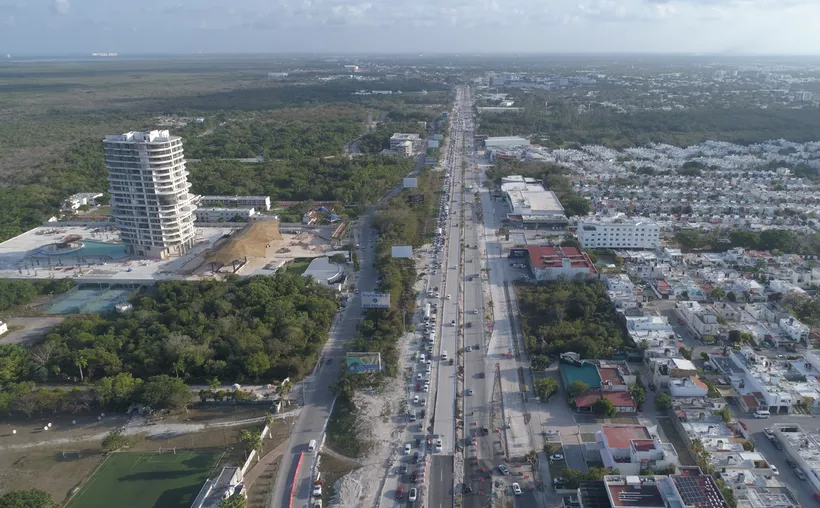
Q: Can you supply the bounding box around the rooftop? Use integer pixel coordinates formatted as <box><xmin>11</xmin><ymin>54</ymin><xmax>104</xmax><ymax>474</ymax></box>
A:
<box><xmin>602</xmin><ymin>425</ymin><xmax>652</xmax><ymax>450</ymax></box>
<box><xmin>525</xmin><ymin>246</ymin><xmax>597</xmax><ymax>274</ymax></box>
<box><xmin>672</xmin><ymin>469</ymin><xmax>728</xmax><ymax>508</ymax></box>
<box><xmin>604</xmin><ymin>476</ymin><xmax>665</xmax><ymax>508</ymax></box>
<box><xmin>576</xmin><ymin>390</ymin><xmax>636</xmax><ymax>409</ymax></box>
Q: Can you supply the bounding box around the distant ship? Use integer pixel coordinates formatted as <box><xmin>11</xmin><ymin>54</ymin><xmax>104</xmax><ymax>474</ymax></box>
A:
<box><xmin>91</xmin><ymin>53</ymin><xmax>118</xmax><ymax>57</ymax></box>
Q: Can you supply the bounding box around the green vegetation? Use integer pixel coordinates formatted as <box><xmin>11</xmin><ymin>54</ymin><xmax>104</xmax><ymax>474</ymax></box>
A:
<box><xmin>101</xmin><ymin>429</ymin><xmax>132</xmax><ymax>452</ymax></box>
<box><xmin>534</xmin><ymin>377</ymin><xmax>559</xmax><ymax>401</ymax></box>
<box><xmin>479</xmin><ymin>94</ymin><xmax>820</xmax><ymax>148</ymax></box>
<box><xmin>0</xmin><ymin>489</ymin><xmax>57</xmax><ymax>508</ymax></box>
<box><xmin>560</xmin><ymin>466</ymin><xmax>620</xmax><ymax>489</ymax></box>
<box><xmin>783</xmin><ymin>294</ymin><xmax>820</xmax><ymax>327</ymax></box>
<box><xmin>517</xmin><ymin>281</ymin><xmax>629</xmax><ymax>359</ymax></box>
<box><xmin>284</xmin><ymin>258</ymin><xmax>313</xmax><ymax>276</ymax></box>
<box><xmin>0</xmin><ymin>279</ymin><xmax>76</xmax><ymax>312</ymax></box>
<box><xmin>0</xmin><ymin>274</ymin><xmax>338</xmax><ymax>411</ymax></box>
<box><xmin>629</xmin><ymin>384</ymin><xmax>646</xmax><ymax>406</ymax></box>
<box><xmin>485</xmin><ymin>160</ymin><xmax>590</xmax><ymax>217</ymax></box>
<box><xmin>674</xmin><ymin>228</ymin><xmax>820</xmax><ymax>255</ymax></box>
<box><xmin>593</xmin><ymin>397</ymin><xmax>618</xmax><ymax>417</ymax></box>
<box><xmin>64</xmin><ymin>451</ymin><xmax>220</xmax><ymax>508</ymax></box>
<box><xmin>326</xmin><ymin>393</ymin><xmax>368</xmax><ymax>459</ymax></box>
<box><xmin>189</xmin><ymin>156</ymin><xmax>414</xmax><ymax>204</ymax></box>
<box><xmin>219</xmin><ymin>494</ymin><xmax>246</xmax><ymax>508</ymax></box>
<box><xmin>655</xmin><ymin>393</ymin><xmax>673</xmax><ymax>409</ymax></box>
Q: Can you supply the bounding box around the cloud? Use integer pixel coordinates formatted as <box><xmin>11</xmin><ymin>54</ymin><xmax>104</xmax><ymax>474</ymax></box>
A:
<box><xmin>53</xmin><ymin>0</ymin><xmax>69</xmax><ymax>14</ymax></box>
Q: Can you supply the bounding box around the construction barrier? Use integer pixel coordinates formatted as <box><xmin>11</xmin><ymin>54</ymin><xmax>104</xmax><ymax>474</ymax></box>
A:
<box><xmin>288</xmin><ymin>452</ymin><xmax>304</xmax><ymax>508</ymax></box>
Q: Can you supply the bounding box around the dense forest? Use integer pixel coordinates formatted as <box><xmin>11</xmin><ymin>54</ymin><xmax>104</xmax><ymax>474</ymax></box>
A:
<box><xmin>479</xmin><ymin>97</ymin><xmax>820</xmax><ymax>148</ymax></box>
<box><xmin>485</xmin><ymin>160</ymin><xmax>591</xmax><ymax>217</ymax></box>
<box><xmin>0</xmin><ymin>273</ymin><xmax>338</xmax><ymax>388</ymax></box>
<box><xmin>188</xmin><ymin>156</ymin><xmax>414</xmax><ymax>204</ymax></box>
<box><xmin>517</xmin><ymin>281</ymin><xmax>630</xmax><ymax>359</ymax></box>
<box><xmin>674</xmin><ymin>228</ymin><xmax>820</xmax><ymax>256</ymax></box>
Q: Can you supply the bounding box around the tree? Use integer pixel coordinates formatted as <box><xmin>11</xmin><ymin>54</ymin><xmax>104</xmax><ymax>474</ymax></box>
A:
<box><xmin>95</xmin><ymin>372</ymin><xmax>142</xmax><ymax>407</ymax></box>
<box><xmin>535</xmin><ymin>378</ymin><xmax>558</xmax><ymax>401</ymax></box>
<box><xmin>0</xmin><ymin>489</ymin><xmax>57</xmax><ymax>508</ymax></box>
<box><xmin>276</xmin><ymin>379</ymin><xmax>293</xmax><ymax>401</ymax></box>
<box><xmin>567</xmin><ymin>381</ymin><xmax>589</xmax><ymax>398</ymax></box>
<box><xmin>655</xmin><ymin>393</ymin><xmax>672</xmax><ymax>410</ymax></box>
<box><xmin>717</xmin><ymin>407</ymin><xmax>731</xmax><ymax>424</ymax></box>
<box><xmin>219</xmin><ymin>493</ymin><xmax>246</xmax><ymax>508</ymax></box>
<box><xmin>73</xmin><ymin>353</ymin><xmax>88</xmax><ymax>382</ymax></box>
<box><xmin>329</xmin><ymin>253</ymin><xmax>347</xmax><ymax>265</ymax></box>
<box><xmin>710</xmin><ymin>288</ymin><xmax>725</xmax><ymax>301</ymax></box>
<box><xmin>726</xmin><ymin>291</ymin><xmax>737</xmax><ymax>302</ymax></box>
<box><xmin>101</xmin><ymin>429</ymin><xmax>131</xmax><ymax>452</ymax></box>
<box><xmin>678</xmin><ymin>347</ymin><xmax>692</xmax><ymax>360</ymax></box>
<box><xmin>0</xmin><ymin>344</ymin><xmax>29</xmax><ymax>383</ymax></box>
<box><xmin>593</xmin><ymin>397</ymin><xmax>618</xmax><ymax>417</ymax></box>
<box><xmin>138</xmin><ymin>375</ymin><xmax>191</xmax><ymax>411</ymax></box>
<box><xmin>700</xmin><ymin>352</ymin><xmax>710</xmax><ymax>361</ymax></box>
<box><xmin>239</xmin><ymin>429</ymin><xmax>263</xmax><ymax>458</ymax></box>
<box><xmin>629</xmin><ymin>384</ymin><xmax>645</xmax><ymax>406</ymax></box>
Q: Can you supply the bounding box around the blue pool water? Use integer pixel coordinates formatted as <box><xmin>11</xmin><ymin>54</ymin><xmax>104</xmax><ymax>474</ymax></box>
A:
<box><xmin>33</xmin><ymin>240</ymin><xmax>127</xmax><ymax>259</ymax></box>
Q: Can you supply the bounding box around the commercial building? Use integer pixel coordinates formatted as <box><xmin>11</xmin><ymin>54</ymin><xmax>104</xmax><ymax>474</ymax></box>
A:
<box><xmin>62</xmin><ymin>192</ymin><xmax>104</xmax><ymax>212</ymax></box>
<box><xmin>510</xmin><ymin>246</ymin><xmax>596</xmax><ymax>281</ymax></box>
<box><xmin>771</xmin><ymin>424</ymin><xmax>820</xmax><ymax>492</ymax></box>
<box><xmin>389</xmin><ymin>133</ymin><xmax>420</xmax><ymax>151</ymax></box>
<box><xmin>484</xmin><ymin>136</ymin><xmax>530</xmax><ymax>150</ymax></box>
<box><xmin>602</xmin><ymin>469</ymin><xmax>728</xmax><ymax>508</ymax></box>
<box><xmin>199</xmin><ymin>195</ymin><xmax>271</xmax><ymax>211</ymax></box>
<box><xmin>501</xmin><ymin>175</ymin><xmax>567</xmax><ymax>225</ymax></box>
<box><xmin>577</xmin><ymin>214</ymin><xmax>661</xmax><ymax>250</ymax></box>
<box><xmin>194</xmin><ymin>207</ymin><xmax>257</xmax><ymax>223</ymax></box>
<box><xmin>104</xmin><ymin>130</ymin><xmax>197</xmax><ymax>259</ymax></box>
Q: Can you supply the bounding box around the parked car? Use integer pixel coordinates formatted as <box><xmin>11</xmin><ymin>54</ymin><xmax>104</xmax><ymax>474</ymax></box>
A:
<box><xmin>512</xmin><ymin>483</ymin><xmax>522</xmax><ymax>496</ymax></box>
<box><xmin>404</xmin><ymin>443</ymin><xmax>412</xmax><ymax>455</ymax></box>
<box><xmin>549</xmin><ymin>454</ymin><xmax>564</xmax><ymax>461</ymax></box>
<box><xmin>312</xmin><ymin>482</ymin><xmax>322</xmax><ymax>496</ymax></box>
<box><xmin>409</xmin><ymin>488</ymin><xmax>417</xmax><ymax>502</ymax></box>
<box><xmin>794</xmin><ymin>468</ymin><xmax>807</xmax><ymax>481</ymax></box>
<box><xmin>553</xmin><ymin>477</ymin><xmax>568</xmax><ymax>486</ymax></box>
<box><xmin>499</xmin><ymin>464</ymin><xmax>510</xmax><ymax>475</ymax></box>
<box><xmin>738</xmin><ymin>420</ymin><xmax>747</xmax><ymax>430</ymax></box>
<box><xmin>396</xmin><ymin>486</ymin><xmax>404</xmax><ymax>499</ymax></box>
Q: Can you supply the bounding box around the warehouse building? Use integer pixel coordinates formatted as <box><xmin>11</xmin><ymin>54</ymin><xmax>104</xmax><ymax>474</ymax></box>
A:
<box><xmin>501</xmin><ymin>175</ymin><xmax>567</xmax><ymax>227</ymax></box>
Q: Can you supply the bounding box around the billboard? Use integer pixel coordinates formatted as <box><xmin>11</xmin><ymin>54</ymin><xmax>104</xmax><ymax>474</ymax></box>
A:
<box><xmin>403</xmin><ymin>178</ymin><xmax>418</xmax><ymax>189</ymax></box>
<box><xmin>408</xmin><ymin>194</ymin><xmax>425</xmax><ymax>205</ymax></box>
<box><xmin>346</xmin><ymin>352</ymin><xmax>382</xmax><ymax>373</ymax></box>
<box><xmin>361</xmin><ymin>292</ymin><xmax>390</xmax><ymax>309</ymax></box>
<box><xmin>392</xmin><ymin>246</ymin><xmax>413</xmax><ymax>259</ymax></box>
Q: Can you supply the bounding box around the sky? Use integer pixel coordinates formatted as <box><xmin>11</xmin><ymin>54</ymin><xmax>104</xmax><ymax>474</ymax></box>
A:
<box><xmin>2</xmin><ymin>0</ymin><xmax>820</xmax><ymax>55</ymax></box>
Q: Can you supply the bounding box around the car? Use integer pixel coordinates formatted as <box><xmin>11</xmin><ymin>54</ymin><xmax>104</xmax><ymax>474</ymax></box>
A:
<box><xmin>410</xmin><ymin>472</ymin><xmax>418</xmax><ymax>483</ymax></box>
<box><xmin>435</xmin><ymin>439</ymin><xmax>442</xmax><ymax>452</ymax></box>
<box><xmin>770</xmin><ymin>465</ymin><xmax>779</xmax><ymax>476</ymax></box>
<box><xmin>463</xmin><ymin>484</ymin><xmax>473</xmax><ymax>493</ymax></box>
<box><xmin>446</xmin><ymin>294</ymin><xmax>452</xmax><ymax>300</ymax></box>
<box><xmin>553</xmin><ymin>477</ymin><xmax>568</xmax><ymax>485</ymax></box>
<box><xmin>314</xmin><ymin>501</ymin><xmax>322</xmax><ymax>508</ymax></box>
<box><xmin>449</xmin><ymin>358</ymin><xmax>454</xmax><ymax>365</ymax></box>
<box><xmin>312</xmin><ymin>482</ymin><xmax>322</xmax><ymax>496</ymax></box>
<box><xmin>479</xmin><ymin>372</ymin><xmax>485</xmax><ymax>378</ymax></box>
<box><xmin>813</xmin><ymin>492</ymin><xmax>820</xmax><ymax>503</ymax></box>
<box><xmin>451</xmin><ymin>320</ymin><xmax>456</xmax><ymax>326</ymax></box>
<box><xmin>764</xmin><ymin>428</ymin><xmax>775</xmax><ymax>438</ymax></box>
<box><xmin>550</xmin><ymin>454</ymin><xmax>564</xmax><ymax>461</ymax></box>
<box><xmin>794</xmin><ymin>467</ymin><xmax>807</xmax><ymax>480</ymax></box>
<box><xmin>466</xmin><ymin>389</ymin><xmax>474</xmax><ymax>396</ymax></box>
<box><xmin>512</xmin><ymin>483</ymin><xmax>522</xmax><ymax>496</ymax></box>
<box><xmin>482</xmin><ymin>427</ymin><xmax>489</xmax><ymax>435</ymax></box>
<box><xmin>420</xmin><ymin>397</ymin><xmax>426</xmax><ymax>405</ymax></box>
<box><xmin>416</xmin><ymin>373</ymin><xmax>423</xmax><ymax>381</ymax></box>
<box><xmin>399</xmin><ymin>465</ymin><xmax>408</xmax><ymax>474</ymax></box>
<box><xmin>416</xmin><ymin>437</ymin><xmax>422</xmax><ymax>447</ymax></box>
<box><xmin>409</xmin><ymin>488</ymin><xmax>417</xmax><ymax>502</ymax></box>
<box><xmin>786</xmin><ymin>458</ymin><xmax>796</xmax><ymax>468</ymax></box>
<box><xmin>325</xmin><ymin>358</ymin><xmax>332</xmax><ymax>364</ymax></box>
<box><xmin>413</xmin><ymin>451</ymin><xmax>421</xmax><ymax>463</ymax></box>
<box><xmin>473</xmin><ymin>309</ymin><xmax>479</xmax><ymax>314</ymax></box>
<box><xmin>416</xmin><ymin>383</ymin><xmax>421</xmax><ymax>391</ymax></box>
<box><xmin>498</xmin><ymin>464</ymin><xmax>510</xmax><ymax>475</ymax></box>
<box><xmin>413</xmin><ymin>395</ymin><xmax>419</xmax><ymax>404</ymax></box>
<box><xmin>423</xmin><ymin>384</ymin><xmax>429</xmax><ymax>392</ymax></box>
<box><xmin>396</xmin><ymin>486</ymin><xmax>404</xmax><ymax>499</ymax></box>
<box><xmin>738</xmin><ymin>420</ymin><xmax>747</xmax><ymax>430</ymax></box>
<box><xmin>404</xmin><ymin>443</ymin><xmax>412</xmax><ymax>455</ymax></box>
<box><xmin>466</xmin><ymin>322</ymin><xmax>471</xmax><ymax>328</ymax></box>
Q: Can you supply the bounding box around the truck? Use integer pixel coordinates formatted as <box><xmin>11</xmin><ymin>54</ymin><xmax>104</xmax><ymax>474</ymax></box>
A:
<box><xmin>436</xmin><ymin>228</ymin><xmax>443</xmax><ymax>236</ymax></box>
<box><xmin>423</xmin><ymin>303</ymin><xmax>431</xmax><ymax>322</ymax></box>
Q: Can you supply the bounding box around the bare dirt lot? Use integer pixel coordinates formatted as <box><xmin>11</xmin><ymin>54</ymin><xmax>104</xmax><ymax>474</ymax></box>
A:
<box><xmin>0</xmin><ymin>316</ymin><xmax>66</xmax><ymax>346</ymax></box>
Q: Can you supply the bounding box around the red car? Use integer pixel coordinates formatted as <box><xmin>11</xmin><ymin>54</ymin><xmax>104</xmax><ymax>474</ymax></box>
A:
<box><xmin>738</xmin><ymin>420</ymin><xmax>747</xmax><ymax>430</ymax></box>
<box><xmin>813</xmin><ymin>492</ymin><xmax>820</xmax><ymax>504</ymax></box>
<box><xmin>416</xmin><ymin>383</ymin><xmax>422</xmax><ymax>391</ymax></box>
<box><xmin>396</xmin><ymin>486</ymin><xmax>404</xmax><ymax>499</ymax></box>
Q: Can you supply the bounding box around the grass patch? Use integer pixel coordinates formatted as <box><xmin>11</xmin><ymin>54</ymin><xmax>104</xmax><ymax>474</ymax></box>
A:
<box><xmin>65</xmin><ymin>451</ymin><xmax>222</xmax><ymax>508</ymax></box>
<box><xmin>517</xmin><ymin>366</ymin><xmax>527</xmax><ymax>393</ymax></box>
<box><xmin>284</xmin><ymin>257</ymin><xmax>313</xmax><ymax>275</ymax></box>
<box><xmin>326</xmin><ymin>395</ymin><xmax>368</xmax><ymax>459</ymax></box>
<box><xmin>318</xmin><ymin>452</ymin><xmax>360</xmax><ymax>500</ymax></box>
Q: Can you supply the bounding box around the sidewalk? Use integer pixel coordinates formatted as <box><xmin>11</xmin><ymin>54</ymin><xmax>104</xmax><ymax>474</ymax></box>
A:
<box><xmin>243</xmin><ymin>439</ymin><xmax>290</xmax><ymax>489</ymax></box>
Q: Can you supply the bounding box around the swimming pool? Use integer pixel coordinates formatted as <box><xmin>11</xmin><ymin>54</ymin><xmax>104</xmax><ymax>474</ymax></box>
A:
<box><xmin>32</xmin><ymin>240</ymin><xmax>127</xmax><ymax>259</ymax></box>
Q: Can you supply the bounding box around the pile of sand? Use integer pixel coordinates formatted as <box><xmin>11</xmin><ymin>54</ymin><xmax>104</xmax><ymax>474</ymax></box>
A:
<box><xmin>204</xmin><ymin>220</ymin><xmax>282</xmax><ymax>265</ymax></box>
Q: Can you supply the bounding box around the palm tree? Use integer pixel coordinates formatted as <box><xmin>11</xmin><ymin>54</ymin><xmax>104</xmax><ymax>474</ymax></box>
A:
<box><xmin>74</xmin><ymin>355</ymin><xmax>88</xmax><ymax>382</ymax></box>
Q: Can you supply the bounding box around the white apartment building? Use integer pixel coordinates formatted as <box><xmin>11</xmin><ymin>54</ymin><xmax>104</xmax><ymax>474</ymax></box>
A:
<box><xmin>597</xmin><ymin>424</ymin><xmax>679</xmax><ymax>475</ymax></box>
<box><xmin>198</xmin><ymin>195</ymin><xmax>271</xmax><ymax>211</ymax></box>
<box><xmin>104</xmin><ymin>130</ymin><xmax>197</xmax><ymax>259</ymax></box>
<box><xmin>389</xmin><ymin>133</ymin><xmax>420</xmax><ymax>151</ymax></box>
<box><xmin>676</xmin><ymin>301</ymin><xmax>720</xmax><ymax>338</ymax></box>
<box><xmin>779</xmin><ymin>317</ymin><xmax>810</xmax><ymax>342</ymax></box>
<box><xmin>194</xmin><ymin>207</ymin><xmax>257</xmax><ymax>223</ymax></box>
<box><xmin>578</xmin><ymin>214</ymin><xmax>661</xmax><ymax>249</ymax></box>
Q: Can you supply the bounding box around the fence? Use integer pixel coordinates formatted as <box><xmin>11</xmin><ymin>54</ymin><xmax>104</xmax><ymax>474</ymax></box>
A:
<box><xmin>239</xmin><ymin>424</ymin><xmax>271</xmax><ymax>478</ymax></box>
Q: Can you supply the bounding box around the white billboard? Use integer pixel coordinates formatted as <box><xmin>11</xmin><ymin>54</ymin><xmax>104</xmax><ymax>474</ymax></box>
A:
<box><xmin>361</xmin><ymin>292</ymin><xmax>391</xmax><ymax>309</ymax></box>
<box><xmin>403</xmin><ymin>177</ymin><xmax>418</xmax><ymax>189</ymax></box>
<box><xmin>391</xmin><ymin>246</ymin><xmax>413</xmax><ymax>259</ymax></box>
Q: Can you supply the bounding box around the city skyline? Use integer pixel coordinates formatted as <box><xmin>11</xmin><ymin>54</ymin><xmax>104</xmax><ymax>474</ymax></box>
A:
<box><xmin>3</xmin><ymin>0</ymin><xmax>820</xmax><ymax>55</ymax></box>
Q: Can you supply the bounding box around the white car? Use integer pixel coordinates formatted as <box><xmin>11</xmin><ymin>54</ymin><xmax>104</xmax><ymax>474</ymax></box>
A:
<box><xmin>312</xmin><ymin>483</ymin><xmax>322</xmax><ymax>496</ymax></box>
<box><xmin>770</xmin><ymin>465</ymin><xmax>779</xmax><ymax>476</ymax></box>
<box><xmin>512</xmin><ymin>483</ymin><xmax>522</xmax><ymax>496</ymax></box>
<box><xmin>446</xmin><ymin>294</ymin><xmax>451</xmax><ymax>300</ymax></box>
<box><xmin>549</xmin><ymin>454</ymin><xmax>564</xmax><ymax>461</ymax></box>
<box><xmin>413</xmin><ymin>395</ymin><xmax>419</xmax><ymax>404</ymax></box>
<box><xmin>423</xmin><ymin>384</ymin><xmax>429</xmax><ymax>392</ymax></box>
<box><xmin>408</xmin><ymin>488</ymin><xmax>417</xmax><ymax>502</ymax></box>
<box><xmin>404</xmin><ymin>443</ymin><xmax>412</xmax><ymax>455</ymax></box>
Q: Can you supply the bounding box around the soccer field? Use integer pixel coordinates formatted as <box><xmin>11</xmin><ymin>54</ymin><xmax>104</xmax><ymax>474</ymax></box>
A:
<box><xmin>66</xmin><ymin>451</ymin><xmax>222</xmax><ymax>508</ymax></box>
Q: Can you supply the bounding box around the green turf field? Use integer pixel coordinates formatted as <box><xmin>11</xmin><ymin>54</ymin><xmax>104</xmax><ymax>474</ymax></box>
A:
<box><xmin>66</xmin><ymin>451</ymin><xmax>222</xmax><ymax>508</ymax></box>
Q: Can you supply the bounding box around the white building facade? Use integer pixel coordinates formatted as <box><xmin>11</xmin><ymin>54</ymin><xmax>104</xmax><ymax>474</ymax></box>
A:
<box><xmin>578</xmin><ymin>214</ymin><xmax>661</xmax><ymax>249</ymax></box>
<box><xmin>105</xmin><ymin>130</ymin><xmax>198</xmax><ymax>259</ymax></box>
